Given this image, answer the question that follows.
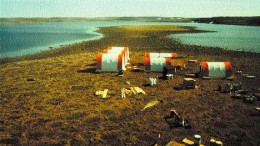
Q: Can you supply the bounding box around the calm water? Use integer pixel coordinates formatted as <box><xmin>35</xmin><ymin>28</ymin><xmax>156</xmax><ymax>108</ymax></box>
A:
<box><xmin>170</xmin><ymin>23</ymin><xmax>260</xmax><ymax>53</ymax></box>
<box><xmin>0</xmin><ymin>21</ymin><xmax>259</xmax><ymax>58</ymax></box>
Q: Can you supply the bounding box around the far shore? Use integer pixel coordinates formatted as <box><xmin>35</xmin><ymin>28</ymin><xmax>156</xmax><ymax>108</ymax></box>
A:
<box><xmin>1</xmin><ymin>16</ymin><xmax>259</xmax><ymax>26</ymax></box>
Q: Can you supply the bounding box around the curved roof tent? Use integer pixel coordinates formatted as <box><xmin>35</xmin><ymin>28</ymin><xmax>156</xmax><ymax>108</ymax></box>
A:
<box><xmin>105</xmin><ymin>47</ymin><xmax>130</xmax><ymax>64</ymax></box>
<box><xmin>144</xmin><ymin>52</ymin><xmax>177</xmax><ymax>58</ymax></box>
<box><xmin>145</xmin><ymin>57</ymin><xmax>171</xmax><ymax>72</ymax></box>
<box><xmin>107</xmin><ymin>47</ymin><xmax>130</xmax><ymax>60</ymax></box>
<box><xmin>96</xmin><ymin>53</ymin><xmax>125</xmax><ymax>72</ymax></box>
<box><xmin>199</xmin><ymin>62</ymin><xmax>232</xmax><ymax>78</ymax></box>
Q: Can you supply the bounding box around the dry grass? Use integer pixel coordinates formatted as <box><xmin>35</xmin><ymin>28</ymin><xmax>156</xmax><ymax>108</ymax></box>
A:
<box><xmin>118</xmin><ymin>25</ymin><xmax>189</xmax><ymax>32</ymax></box>
<box><xmin>0</xmin><ymin>25</ymin><xmax>259</xmax><ymax>145</ymax></box>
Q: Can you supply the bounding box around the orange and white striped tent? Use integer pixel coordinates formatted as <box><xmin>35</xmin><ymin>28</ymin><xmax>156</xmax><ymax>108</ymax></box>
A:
<box><xmin>198</xmin><ymin>62</ymin><xmax>232</xmax><ymax>78</ymax></box>
<box><xmin>144</xmin><ymin>57</ymin><xmax>171</xmax><ymax>72</ymax></box>
<box><xmin>144</xmin><ymin>52</ymin><xmax>177</xmax><ymax>58</ymax></box>
<box><xmin>96</xmin><ymin>46</ymin><xmax>129</xmax><ymax>72</ymax></box>
<box><xmin>144</xmin><ymin>52</ymin><xmax>177</xmax><ymax>72</ymax></box>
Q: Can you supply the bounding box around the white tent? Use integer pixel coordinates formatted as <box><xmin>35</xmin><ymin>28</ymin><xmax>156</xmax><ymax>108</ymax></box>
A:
<box><xmin>198</xmin><ymin>62</ymin><xmax>232</xmax><ymax>78</ymax></box>
<box><xmin>96</xmin><ymin>53</ymin><xmax>125</xmax><ymax>72</ymax></box>
<box><xmin>145</xmin><ymin>57</ymin><xmax>171</xmax><ymax>72</ymax></box>
<box><xmin>104</xmin><ymin>46</ymin><xmax>130</xmax><ymax>65</ymax></box>
<box><xmin>145</xmin><ymin>52</ymin><xmax>177</xmax><ymax>58</ymax></box>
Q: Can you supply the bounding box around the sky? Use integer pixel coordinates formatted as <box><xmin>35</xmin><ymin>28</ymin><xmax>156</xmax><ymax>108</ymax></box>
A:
<box><xmin>1</xmin><ymin>0</ymin><xmax>260</xmax><ymax>18</ymax></box>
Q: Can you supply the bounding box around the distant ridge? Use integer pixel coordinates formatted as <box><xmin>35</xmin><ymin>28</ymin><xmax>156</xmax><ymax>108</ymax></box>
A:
<box><xmin>192</xmin><ymin>16</ymin><xmax>260</xmax><ymax>26</ymax></box>
<box><xmin>1</xmin><ymin>16</ymin><xmax>259</xmax><ymax>26</ymax></box>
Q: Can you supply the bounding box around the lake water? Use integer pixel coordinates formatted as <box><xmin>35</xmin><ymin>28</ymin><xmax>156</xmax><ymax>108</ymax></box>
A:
<box><xmin>0</xmin><ymin>21</ymin><xmax>259</xmax><ymax>58</ymax></box>
<box><xmin>169</xmin><ymin>23</ymin><xmax>260</xmax><ymax>53</ymax></box>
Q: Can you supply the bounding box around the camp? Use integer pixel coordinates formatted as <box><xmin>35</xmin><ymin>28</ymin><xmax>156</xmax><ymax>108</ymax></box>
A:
<box><xmin>144</xmin><ymin>52</ymin><xmax>177</xmax><ymax>58</ymax></box>
<box><xmin>145</xmin><ymin>57</ymin><xmax>171</xmax><ymax>72</ymax></box>
<box><xmin>198</xmin><ymin>62</ymin><xmax>232</xmax><ymax>78</ymax></box>
<box><xmin>96</xmin><ymin>53</ymin><xmax>125</xmax><ymax>72</ymax></box>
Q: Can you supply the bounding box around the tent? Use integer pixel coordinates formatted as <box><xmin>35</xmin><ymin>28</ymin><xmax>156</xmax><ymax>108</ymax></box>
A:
<box><xmin>96</xmin><ymin>53</ymin><xmax>125</xmax><ymax>72</ymax></box>
<box><xmin>198</xmin><ymin>62</ymin><xmax>232</xmax><ymax>78</ymax></box>
<box><xmin>145</xmin><ymin>57</ymin><xmax>171</xmax><ymax>72</ymax></box>
<box><xmin>144</xmin><ymin>52</ymin><xmax>177</xmax><ymax>58</ymax></box>
<box><xmin>106</xmin><ymin>47</ymin><xmax>130</xmax><ymax>63</ymax></box>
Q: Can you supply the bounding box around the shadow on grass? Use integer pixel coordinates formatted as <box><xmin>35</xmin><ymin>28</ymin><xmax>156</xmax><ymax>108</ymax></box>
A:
<box><xmin>85</xmin><ymin>63</ymin><xmax>96</xmax><ymax>66</ymax></box>
<box><xmin>77</xmin><ymin>68</ymin><xmax>98</xmax><ymax>74</ymax></box>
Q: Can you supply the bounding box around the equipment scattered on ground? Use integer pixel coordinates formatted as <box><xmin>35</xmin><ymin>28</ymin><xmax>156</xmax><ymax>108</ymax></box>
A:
<box><xmin>183</xmin><ymin>78</ymin><xmax>196</xmax><ymax>89</ymax></box>
<box><xmin>164</xmin><ymin>109</ymin><xmax>191</xmax><ymax>129</ymax></box>
<box><xmin>232</xmin><ymin>93</ymin><xmax>243</xmax><ymax>99</ymax></box>
<box><xmin>186</xmin><ymin>59</ymin><xmax>198</xmax><ymax>73</ymax></box>
<box><xmin>182</xmin><ymin>138</ymin><xmax>195</xmax><ymax>145</ymax></box>
<box><xmin>149</xmin><ymin>78</ymin><xmax>157</xmax><ymax>86</ymax></box>
<box><xmin>210</xmin><ymin>138</ymin><xmax>223</xmax><ymax>146</ymax></box>
<box><xmin>131</xmin><ymin>66</ymin><xmax>142</xmax><ymax>72</ymax></box>
<box><xmin>232</xmin><ymin>92</ymin><xmax>257</xmax><ymax>103</ymax></box>
<box><xmin>174</xmin><ymin>78</ymin><xmax>197</xmax><ymax>90</ymax></box>
<box><xmin>236</xmin><ymin>70</ymin><xmax>242</xmax><ymax>74</ymax></box>
<box><xmin>166</xmin><ymin>136</ymin><xmax>223</xmax><ymax>146</ymax></box>
<box><xmin>141</xmin><ymin>100</ymin><xmax>160</xmax><ymax>111</ymax></box>
<box><xmin>185</xmin><ymin>73</ymin><xmax>196</xmax><ymax>77</ymax></box>
<box><xmin>163</xmin><ymin>65</ymin><xmax>175</xmax><ymax>80</ymax></box>
<box><xmin>188</xmin><ymin>60</ymin><xmax>198</xmax><ymax>64</ymax></box>
<box><xmin>221</xmin><ymin>83</ymin><xmax>232</xmax><ymax>93</ymax></box>
<box><xmin>170</xmin><ymin>57</ymin><xmax>186</xmax><ymax>69</ymax></box>
<box><xmin>118</xmin><ymin>69</ymin><xmax>124</xmax><ymax>76</ymax></box>
<box><xmin>246</xmin><ymin>75</ymin><xmax>256</xmax><ymax>79</ymax></box>
<box><xmin>194</xmin><ymin>135</ymin><xmax>201</xmax><ymax>145</ymax></box>
<box><xmin>121</xmin><ymin>88</ymin><xmax>129</xmax><ymax>98</ymax></box>
<box><xmin>243</xmin><ymin>95</ymin><xmax>257</xmax><ymax>103</ymax></box>
<box><xmin>121</xmin><ymin>86</ymin><xmax>146</xmax><ymax>98</ymax></box>
<box><xmin>226</xmin><ymin>76</ymin><xmax>234</xmax><ymax>81</ymax></box>
<box><xmin>216</xmin><ymin>83</ymin><xmax>241</xmax><ymax>93</ymax></box>
<box><xmin>95</xmin><ymin>89</ymin><xmax>108</xmax><ymax>98</ymax></box>
<box><xmin>165</xmin><ymin>140</ymin><xmax>185</xmax><ymax>146</ymax></box>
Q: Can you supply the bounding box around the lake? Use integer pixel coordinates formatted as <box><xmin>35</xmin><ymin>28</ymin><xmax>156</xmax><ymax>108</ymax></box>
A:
<box><xmin>0</xmin><ymin>21</ymin><xmax>259</xmax><ymax>58</ymax></box>
<box><xmin>170</xmin><ymin>22</ymin><xmax>260</xmax><ymax>53</ymax></box>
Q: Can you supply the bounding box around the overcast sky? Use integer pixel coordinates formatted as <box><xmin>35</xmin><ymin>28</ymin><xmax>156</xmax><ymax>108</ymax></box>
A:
<box><xmin>1</xmin><ymin>0</ymin><xmax>260</xmax><ymax>18</ymax></box>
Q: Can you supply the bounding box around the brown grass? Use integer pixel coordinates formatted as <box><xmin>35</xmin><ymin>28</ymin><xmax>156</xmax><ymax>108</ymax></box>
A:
<box><xmin>0</xmin><ymin>25</ymin><xmax>259</xmax><ymax>145</ymax></box>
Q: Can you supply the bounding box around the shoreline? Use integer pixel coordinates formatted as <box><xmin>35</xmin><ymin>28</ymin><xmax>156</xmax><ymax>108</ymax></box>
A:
<box><xmin>0</xmin><ymin>25</ymin><xmax>259</xmax><ymax>145</ymax></box>
<box><xmin>0</xmin><ymin>25</ymin><xmax>259</xmax><ymax>64</ymax></box>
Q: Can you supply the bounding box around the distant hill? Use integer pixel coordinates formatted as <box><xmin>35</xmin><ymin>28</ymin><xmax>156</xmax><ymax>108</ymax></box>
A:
<box><xmin>193</xmin><ymin>16</ymin><xmax>260</xmax><ymax>26</ymax></box>
<box><xmin>0</xmin><ymin>17</ymin><xmax>104</xmax><ymax>24</ymax></box>
<box><xmin>1</xmin><ymin>17</ymin><xmax>259</xmax><ymax>26</ymax></box>
<box><xmin>0</xmin><ymin>17</ymin><xmax>191</xmax><ymax>24</ymax></box>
